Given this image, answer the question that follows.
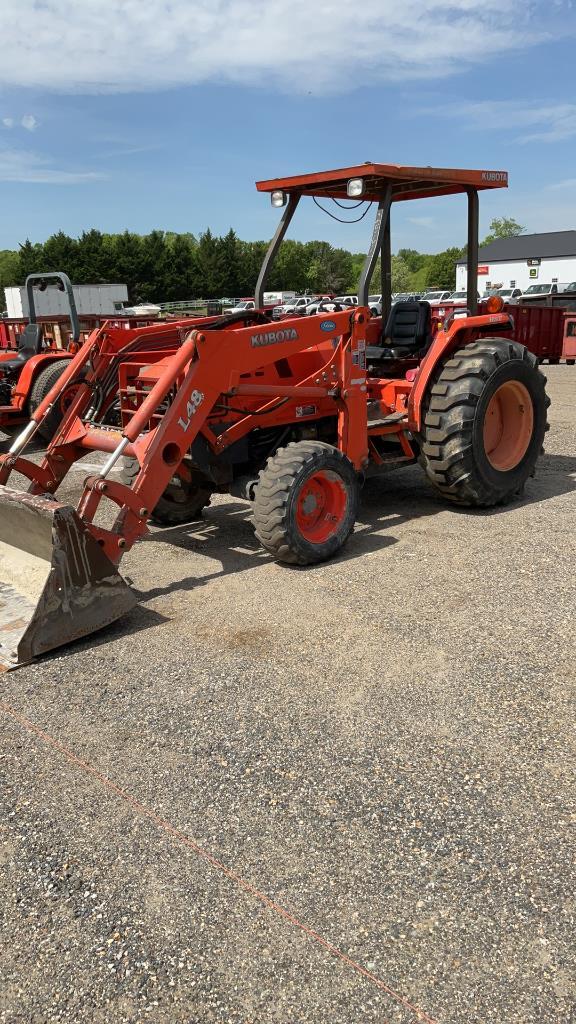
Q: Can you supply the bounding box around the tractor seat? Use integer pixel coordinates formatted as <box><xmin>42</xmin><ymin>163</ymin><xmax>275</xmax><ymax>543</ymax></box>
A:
<box><xmin>366</xmin><ymin>301</ymin><xmax>432</xmax><ymax>363</ymax></box>
<box><xmin>0</xmin><ymin>324</ymin><xmax>44</xmax><ymax>374</ymax></box>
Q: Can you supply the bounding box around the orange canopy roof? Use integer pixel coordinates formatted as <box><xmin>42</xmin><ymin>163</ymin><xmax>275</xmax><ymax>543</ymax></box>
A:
<box><xmin>256</xmin><ymin>162</ymin><xmax>508</xmax><ymax>203</ymax></box>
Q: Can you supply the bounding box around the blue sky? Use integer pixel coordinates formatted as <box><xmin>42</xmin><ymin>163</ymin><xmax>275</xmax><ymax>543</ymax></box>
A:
<box><xmin>1</xmin><ymin>0</ymin><xmax>575</xmax><ymax>255</ymax></box>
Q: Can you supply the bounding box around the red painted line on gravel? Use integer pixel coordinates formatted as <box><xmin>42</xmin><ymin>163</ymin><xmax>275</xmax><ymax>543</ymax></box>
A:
<box><xmin>2</xmin><ymin>701</ymin><xmax>440</xmax><ymax>1024</ymax></box>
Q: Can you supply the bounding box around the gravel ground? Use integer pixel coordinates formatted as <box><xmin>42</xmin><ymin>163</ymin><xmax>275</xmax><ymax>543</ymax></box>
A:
<box><xmin>1</xmin><ymin>365</ymin><xmax>575</xmax><ymax>1024</ymax></box>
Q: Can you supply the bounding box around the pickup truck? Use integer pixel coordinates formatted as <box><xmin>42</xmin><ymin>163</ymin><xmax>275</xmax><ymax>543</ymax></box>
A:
<box><xmin>272</xmin><ymin>296</ymin><xmax>313</xmax><ymax>319</ymax></box>
<box><xmin>446</xmin><ymin>290</ymin><xmax>481</xmax><ymax>306</ymax></box>
<box><xmin>482</xmin><ymin>288</ymin><xmax>522</xmax><ymax>304</ymax></box>
<box><xmin>421</xmin><ymin>290</ymin><xmax>452</xmax><ymax>303</ymax></box>
<box><xmin>518</xmin><ymin>283</ymin><xmax>560</xmax><ymax>301</ymax></box>
<box><xmin>227</xmin><ymin>299</ymin><xmax>256</xmax><ymax>314</ymax></box>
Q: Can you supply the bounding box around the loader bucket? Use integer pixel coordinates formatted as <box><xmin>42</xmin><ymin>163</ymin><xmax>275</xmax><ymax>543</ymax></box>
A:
<box><xmin>0</xmin><ymin>487</ymin><xmax>137</xmax><ymax>670</ymax></box>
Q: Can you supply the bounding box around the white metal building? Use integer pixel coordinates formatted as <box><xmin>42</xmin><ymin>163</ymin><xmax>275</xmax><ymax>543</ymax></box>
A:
<box><xmin>456</xmin><ymin>231</ymin><xmax>576</xmax><ymax>293</ymax></box>
<box><xmin>4</xmin><ymin>283</ymin><xmax>129</xmax><ymax>319</ymax></box>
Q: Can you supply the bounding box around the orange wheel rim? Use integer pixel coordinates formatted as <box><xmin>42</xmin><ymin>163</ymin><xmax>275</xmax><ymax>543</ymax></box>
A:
<box><xmin>295</xmin><ymin>470</ymin><xmax>347</xmax><ymax>544</ymax></box>
<box><xmin>60</xmin><ymin>383</ymin><xmax>81</xmax><ymax>414</ymax></box>
<box><xmin>483</xmin><ymin>381</ymin><xmax>534</xmax><ymax>471</ymax></box>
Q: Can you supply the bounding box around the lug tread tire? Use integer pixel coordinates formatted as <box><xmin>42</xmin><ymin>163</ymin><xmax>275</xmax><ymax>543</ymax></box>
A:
<box><xmin>419</xmin><ymin>340</ymin><xmax>550</xmax><ymax>507</ymax></box>
<box><xmin>253</xmin><ymin>440</ymin><xmax>358</xmax><ymax>565</ymax></box>
<box><xmin>29</xmin><ymin>360</ymin><xmax>71</xmax><ymax>441</ymax></box>
<box><xmin>121</xmin><ymin>457</ymin><xmax>212</xmax><ymax>526</ymax></box>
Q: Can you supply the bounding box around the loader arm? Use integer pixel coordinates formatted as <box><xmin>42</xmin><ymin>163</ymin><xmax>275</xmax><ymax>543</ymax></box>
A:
<box><xmin>0</xmin><ymin>307</ymin><xmax>372</xmax><ymax>662</ymax></box>
<box><xmin>70</xmin><ymin>308</ymin><xmax>371</xmax><ymax>564</ymax></box>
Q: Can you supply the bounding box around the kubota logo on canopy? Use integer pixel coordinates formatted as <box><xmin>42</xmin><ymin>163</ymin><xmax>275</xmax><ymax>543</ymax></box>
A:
<box><xmin>481</xmin><ymin>171</ymin><xmax>507</xmax><ymax>183</ymax></box>
<box><xmin>251</xmin><ymin>327</ymin><xmax>299</xmax><ymax>347</ymax></box>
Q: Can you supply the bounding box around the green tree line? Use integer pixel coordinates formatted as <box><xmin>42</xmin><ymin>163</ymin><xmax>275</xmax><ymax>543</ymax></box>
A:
<box><xmin>0</xmin><ymin>217</ymin><xmax>524</xmax><ymax>303</ymax></box>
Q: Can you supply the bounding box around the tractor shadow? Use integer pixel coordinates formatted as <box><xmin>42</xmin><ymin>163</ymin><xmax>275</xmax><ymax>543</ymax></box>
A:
<box><xmin>474</xmin><ymin>451</ymin><xmax>576</xmax><ymax>513</ymax></box>
<box><xmin>135</xmin><ymin>450</ymin><xmax>576</xmax><ymax>604</ymax></box>
<box><xmin>134</xmin><ymin>493</ymin><xmax>417</xmax><ymax>604</ymax></box>
<box><xmin>36</xmin><ymin>603</ymin><xmax>169</xmax><ymax>667</ymax></box>
<box><xmin>30</xmin><ymin>450</ymin><xmax>576</xmax><ymax>662</ymax></box>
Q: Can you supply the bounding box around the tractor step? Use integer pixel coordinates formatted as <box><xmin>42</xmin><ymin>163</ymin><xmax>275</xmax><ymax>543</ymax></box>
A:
<box><xmin>368</xmin><ymin>412</ymin><xmax>406</xmax><ymax>428</ymax></box>
<box><xmin>365</xmin><ymin>455</ymin><xmax>414</xmax><ymax>476</ymax></box>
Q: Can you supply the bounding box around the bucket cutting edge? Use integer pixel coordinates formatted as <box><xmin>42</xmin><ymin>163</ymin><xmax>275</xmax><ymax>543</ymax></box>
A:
<box><xmin>0</xmin><ymin>485</ymin><xmax>136</xmax><ymax>669</ymax></box>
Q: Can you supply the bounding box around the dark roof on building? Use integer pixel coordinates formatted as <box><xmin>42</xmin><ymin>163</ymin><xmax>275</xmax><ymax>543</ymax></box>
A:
<box><xmin>456</xmin><ymin>230</ymin><xmax>576</xmax><ymax>265</ymax></box>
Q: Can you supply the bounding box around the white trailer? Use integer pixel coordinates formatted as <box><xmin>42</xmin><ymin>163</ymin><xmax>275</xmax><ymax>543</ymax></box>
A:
<box><xmin>4</xmin><ymin>283</ymin><xmax>129</xmax><ymax>319</ymax></box>
<box><xmin>263</xmin><ymin>291</ymin><xmax>296</xmax><ymax>306</ymax></box>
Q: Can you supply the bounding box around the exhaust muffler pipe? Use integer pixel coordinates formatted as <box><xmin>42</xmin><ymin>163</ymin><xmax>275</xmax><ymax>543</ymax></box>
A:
<box><xmin>0</xmin><ymin>486</ymin><xmax>136</xmax><ymax>670</ymax></box>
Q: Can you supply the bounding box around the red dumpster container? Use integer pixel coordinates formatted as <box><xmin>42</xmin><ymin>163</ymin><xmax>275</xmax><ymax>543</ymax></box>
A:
<box><xmin>428</xmin><ymin>301</ymin><xmax>569</xmax><ymax>363</ymax></box>
<box><xmin>562</xmin><ymin>313</ymin><xmax>576</xmax><ymax>364</ymax></box>
<box><xmin>510</xmin><ymin>304</ymin><xmax>565</xmax><ymax>363</ymax></box>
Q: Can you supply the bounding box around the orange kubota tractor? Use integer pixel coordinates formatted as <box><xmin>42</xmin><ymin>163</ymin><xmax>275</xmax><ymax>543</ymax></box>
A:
<box><xmin>0</xmin><ymin>162</ymin><xmax>550</xmax><ymax>668</ymax></box>
<box><xmin>0</xmin><ymin>272</ymin><xmax>83</xmax><ymax>439</ymax></box>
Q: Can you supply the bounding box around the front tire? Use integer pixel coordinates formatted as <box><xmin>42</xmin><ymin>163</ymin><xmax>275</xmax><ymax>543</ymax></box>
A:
<box><xmin>420</xmin><ymin>340</ymin><xmax>550</xmax><ymax>507</ymax></box>
<box><xmin>253</xmin><ymin>440</ymin><xmax>359</xmax><ymax>565</ymax></box>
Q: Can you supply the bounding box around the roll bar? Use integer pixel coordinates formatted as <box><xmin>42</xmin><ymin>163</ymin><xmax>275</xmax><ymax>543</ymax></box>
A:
<box><xmin>358</xmin><ymin>185</ymin><xmax>392</xmax><ymax>313</ymax></box>
<box><xmin>25</xmin><ymin>272</ymin><xmax>80</xmax><ymax>345</ymax></box>
<box><xmin>466</xmin><ymin>189</ymin><xmax>479</xmax><ymax>316</ymax></box>
<box><xmin>254</xmin><ymin>194</ymin><xmax>300</xmax><ymax>309</ymax></box>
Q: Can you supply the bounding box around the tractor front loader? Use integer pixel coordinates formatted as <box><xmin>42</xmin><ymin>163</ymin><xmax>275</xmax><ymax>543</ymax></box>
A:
<box><xmin>0</xmin><ymin>163</ymin><xmax>550</xmax><ymax>668</ymax></box>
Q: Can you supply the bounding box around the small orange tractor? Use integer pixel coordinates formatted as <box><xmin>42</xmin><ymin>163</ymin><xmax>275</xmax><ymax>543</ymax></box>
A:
<box><xmin>0</xmin><ymin>272</ymin><xmax>82</xmax><ymax>439</ymax></box>
<box><xmin>0</xmin><ymin>162</ymin><xmax>550</xmax><ymax>668</ymax></box>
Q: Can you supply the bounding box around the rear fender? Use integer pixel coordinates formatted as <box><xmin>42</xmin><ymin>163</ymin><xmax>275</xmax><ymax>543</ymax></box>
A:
<box><xmin>11</xmin><ymin>353</ymin><xmax>72</xmax><ymax>410</ymax></box>
<box><xmin>408</xmin><ymin>312</ymin><xmax>513</xmax><ymax>433</ymax></box>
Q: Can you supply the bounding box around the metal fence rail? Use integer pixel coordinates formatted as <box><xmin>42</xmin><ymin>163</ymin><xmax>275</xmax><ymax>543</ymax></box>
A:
<box><xmin>157</xmin><ymin>297</ymin><xmax>242</xmax><ymax>313</ymax></box>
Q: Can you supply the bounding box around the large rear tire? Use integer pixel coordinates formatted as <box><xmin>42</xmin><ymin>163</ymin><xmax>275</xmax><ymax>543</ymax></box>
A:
<box><xmin>419</xmin><ymin>339</ymin><xmax>550</xmax><ymax>507</ymax></box>
<box><xmin>252</xmin><ymin>440</ymin><xmax>359</xmax><ymax>565</ymax></box>
<box><xmin>121</xmin><ymin>457</ymin><xmax>212</xmax><ymax>526</ymax></box>
<box><xmin>29</xmin><ymin>360</ymin><xmax>74</xmax><ymax>441</ymax></box>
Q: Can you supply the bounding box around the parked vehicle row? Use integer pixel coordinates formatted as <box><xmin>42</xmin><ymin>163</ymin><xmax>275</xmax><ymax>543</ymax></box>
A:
<box><xmin>479</xmin><ymin>282</ymin><xmax>576</xmax><ymax>305</ymax></box>
<box><xmin>227</xmin><ymin>283</ymin><xmax>576</xmax><ymax>321</ymax></box>
<box><xmin>272</xmin><ymin>294</ymin><xmax>359</xmax><ymax>319</ymax></box>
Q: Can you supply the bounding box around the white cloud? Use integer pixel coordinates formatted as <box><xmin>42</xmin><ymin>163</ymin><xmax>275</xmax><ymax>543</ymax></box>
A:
<box><xmin>0</xmin><ymin>0</ymin><xmax>571</xmax><ymax>94</ymax></box>
<box><xmin>2</xmin><ymin>113</ymin><xmax>40</xmax><ymax>131</ymax></box>
<box><xmin>546</xmin><ymin>178</ymin><xmax>576</xmax><ymax>190</ymax></box>
<box><xmin>432</xmin><ymin>99</ymin><xmax>576</xmax><ymax>143</ymax></box>
<box><xmin>0</xmin><ymin>147</ymin><xmax>104</xmax><ymax>184</ymax></box>
<box><xmin>21</xmin><ymin>114</ymin><xmax>38</xmax><ymax>131</ymax></box>
<box><xmin>408</xmin><ymin>216</ymin><xmax>435</xmax><ymax>227</ymax></box>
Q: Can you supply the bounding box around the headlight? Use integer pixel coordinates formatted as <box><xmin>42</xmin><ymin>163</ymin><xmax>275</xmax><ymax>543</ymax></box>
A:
<box><xmin>271</xmin><ymin>190</ymin><xmax>287</xmax><ymax>208</ymax></box>
<box><xmin>347</xmin><ymin>178</ymin><xmax>364</xmax><ymax>198</ymax></box>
